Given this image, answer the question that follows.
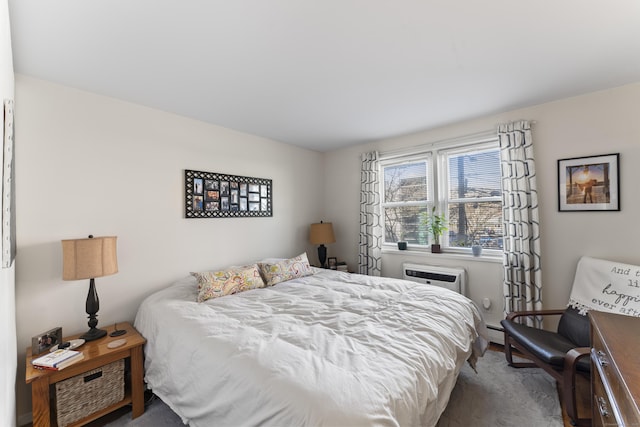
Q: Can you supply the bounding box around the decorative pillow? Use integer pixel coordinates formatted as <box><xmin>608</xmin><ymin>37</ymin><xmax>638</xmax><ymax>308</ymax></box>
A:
<box><xmin>258</xmin><ymin>253</ymin><xmax>314</xmax><ymax>286</ymax></box>
<box><xmin>192</xmin><ymin>264</ymin><xmax>265</xmax><ymax>302</ymax></box>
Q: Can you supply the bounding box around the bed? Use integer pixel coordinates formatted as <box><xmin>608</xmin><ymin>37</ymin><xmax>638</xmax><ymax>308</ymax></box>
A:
<box><xmin>134</xmin><ymin>257</ymin><xmax>488</xmax><ymax>427</ymax></box>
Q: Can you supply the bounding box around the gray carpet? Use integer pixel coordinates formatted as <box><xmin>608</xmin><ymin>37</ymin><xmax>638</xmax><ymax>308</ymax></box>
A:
<box><xmin>107</xmin><ymin>350</ymin><xmax>562</xmax><ymax>427</ymax></box>
<box><xmin>436</xmin><ymin>350</ymin><xmax>562</xmax><ymax>427</ymax></box>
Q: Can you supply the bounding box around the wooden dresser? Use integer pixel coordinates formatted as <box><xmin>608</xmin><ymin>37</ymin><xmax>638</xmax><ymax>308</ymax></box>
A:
<box><xmin>590</xmin><ymin>310</ymin><xmax>640</xmax><ymax>426</ymax></box>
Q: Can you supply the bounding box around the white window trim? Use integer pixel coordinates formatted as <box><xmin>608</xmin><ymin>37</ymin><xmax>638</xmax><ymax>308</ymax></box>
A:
<box><xmin>379</xmin><ymin>155</ymin><xmax>433</xmax><ymax>207</ymax></box>
<box><xmin>379</xmin><ymin>156</ymin><xmax>433</xmax><ymax>249</ymax></box>
<box><xmin>379</xmin><ymin>130</ymin><xmax>496</xmax><ymax>161</ymax></box>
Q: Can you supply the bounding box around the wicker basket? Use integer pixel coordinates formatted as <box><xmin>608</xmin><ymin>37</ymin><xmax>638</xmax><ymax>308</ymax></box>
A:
<box><xmin>55</xmin><ymin>359</ymin><xmax>125</xmax><ymax>427</ymax></box>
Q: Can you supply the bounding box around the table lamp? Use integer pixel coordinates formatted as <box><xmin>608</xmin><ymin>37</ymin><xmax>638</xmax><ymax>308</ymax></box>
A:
<box><xmin>309</xmin><ymin>221</ymin><xmax>336</xmax><ymax>268</ymax></box>
<box><xmin>62</xmin><ymin>235</ymin><xmax>118</xmax><ymax>341</ymax></box>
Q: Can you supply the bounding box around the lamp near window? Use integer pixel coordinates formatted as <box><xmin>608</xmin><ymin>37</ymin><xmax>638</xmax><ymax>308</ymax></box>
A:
<box><xmin>309</xmin><ymin>221</ymin><xmax>336</xmax><ymax>268</ymax></box>
<box><xmin>62</xmin><ymin>235</ymin><xmax>118</xmax><ymax>341</ymax></box>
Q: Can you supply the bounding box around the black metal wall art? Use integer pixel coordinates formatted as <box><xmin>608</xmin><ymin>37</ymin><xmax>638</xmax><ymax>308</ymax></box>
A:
<box><xmin>185</xmin><ymin>169</ymin><xmax>272</xmax><ymax>218</ymax></box>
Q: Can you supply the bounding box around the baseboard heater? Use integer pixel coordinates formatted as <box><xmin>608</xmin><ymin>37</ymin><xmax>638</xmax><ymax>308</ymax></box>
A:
<box><xmin>402</xmin><ymin>263</ymin><xmax>466</xmax><ymax>295</ymax></box>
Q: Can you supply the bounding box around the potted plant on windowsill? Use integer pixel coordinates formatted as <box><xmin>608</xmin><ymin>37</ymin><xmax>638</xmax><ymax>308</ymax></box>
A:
<box><xmin>422</xmin><ymin>207</ymin><xmax>448</xmax><ymax>253</ymax></box>
<box><xmin>471</xmin><ymin>240</ymin><xmax>483</xmax><ymax>257</ymax></box>
<box><xmin>397</xmin><ymin>233</ymin><xmax>408</xmax><ymax>250</ymax></box>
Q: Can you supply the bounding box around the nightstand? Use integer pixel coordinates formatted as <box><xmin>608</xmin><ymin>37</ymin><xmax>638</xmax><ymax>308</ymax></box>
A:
<box><xmin>25</xmin><ymin>322</ymin><xmax>146</xmax><ymax>426</ymax></box>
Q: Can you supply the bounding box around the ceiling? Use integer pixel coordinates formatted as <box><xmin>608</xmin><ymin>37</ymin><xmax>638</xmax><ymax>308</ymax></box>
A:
<box><xmin>8</xmin><ymin>1</ymin><xmax>640</xmax><ymax>152</ymax></box>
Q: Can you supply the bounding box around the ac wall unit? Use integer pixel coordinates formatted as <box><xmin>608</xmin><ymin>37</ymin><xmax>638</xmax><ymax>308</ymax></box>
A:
<box><xmin>402</xmin><ymin>263</ymin><xmax>466</xmax><ymax>295</ymax></box>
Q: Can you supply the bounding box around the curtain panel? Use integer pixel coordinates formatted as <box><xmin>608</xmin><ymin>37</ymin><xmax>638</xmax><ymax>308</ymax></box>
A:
<box><xmin>359</xmin><ymin>151</ymin><xmax>382</xmax><ymax>276</ymax></box>
<box><xmin>499</xmin><ymin>121</ymin><xmax>542</xmax><ymax>325</ymax></box>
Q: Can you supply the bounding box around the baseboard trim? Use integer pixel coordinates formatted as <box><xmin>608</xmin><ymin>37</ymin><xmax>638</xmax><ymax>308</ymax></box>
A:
<box><xmin>486</xmin><ymin>323</ymin><xmax>504</xmax><ymax>345</ymax></box>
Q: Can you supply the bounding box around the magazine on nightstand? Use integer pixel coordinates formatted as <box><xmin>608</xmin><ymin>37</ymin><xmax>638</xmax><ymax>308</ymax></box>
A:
<box><xmin>32</xmin><ymin>349</ymin><xmax>84</xmax><ymax>370</ymax></box>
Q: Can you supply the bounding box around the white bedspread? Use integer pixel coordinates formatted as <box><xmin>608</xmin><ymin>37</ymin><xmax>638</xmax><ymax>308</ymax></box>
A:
<box><xmin>135</xmin><ymin>268</ymin><xmax>488</xmax><ymax>427</ymax></box>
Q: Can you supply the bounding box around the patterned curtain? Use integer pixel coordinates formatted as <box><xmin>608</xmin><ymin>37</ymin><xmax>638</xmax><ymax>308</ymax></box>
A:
<box><xmin>359</xmin><ymin>151</ymin><xmax>382</xmax><ymax>276</ymax></box>
<box><xmin>499</xmin><ymin>121</ymin><xmax>542</xmax><ymax>325</ymax></box>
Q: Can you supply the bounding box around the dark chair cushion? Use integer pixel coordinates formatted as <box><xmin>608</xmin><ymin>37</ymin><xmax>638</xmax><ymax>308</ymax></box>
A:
<box><xmin>557</xmin><ymin>306</ymin><xmax>590</xmax><ymax>347</ymax></box>
<box><xmin>501</xmin><ymin>318</ymin><xmax>591</xmax><ymax>372</ymax></box>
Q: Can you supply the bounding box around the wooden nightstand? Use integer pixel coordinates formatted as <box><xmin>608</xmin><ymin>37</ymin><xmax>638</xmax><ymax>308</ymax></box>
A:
<box><xmin>25</xmin><ymin>322</ymin><xmax>146</xmax><ymax>427</ymax></box>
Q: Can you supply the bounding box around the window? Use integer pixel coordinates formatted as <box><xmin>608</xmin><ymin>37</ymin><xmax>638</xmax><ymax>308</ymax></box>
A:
<box><xmin>443</xmin><ymin>144</ymin><xmax>503</xmax><ymax>249</ymax></box>
<box><xmin>382</xmin><ymin>158</ymin><xmax>432</xmax><ymax>245</ymax></box>
<box><xmin>381</xmin><ymin>140</ymin><xmax>503</xmax><ymax>252</ymax></box>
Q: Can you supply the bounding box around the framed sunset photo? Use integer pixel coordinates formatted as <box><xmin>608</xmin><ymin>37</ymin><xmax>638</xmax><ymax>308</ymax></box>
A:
<box><xmin>558</xmin><ymin>153</ymin><xmax>619</xmax><ymax>212</ymax></box>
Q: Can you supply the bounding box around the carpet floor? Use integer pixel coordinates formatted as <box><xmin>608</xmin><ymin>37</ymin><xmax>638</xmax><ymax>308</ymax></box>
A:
<box><xmin>436</xmin><ymin>350</ymin><xmax>562</xmax><ymax>426</ymax></box>
<box><xmin>105</xmin><ymin>350</ymin><xmax>562</xmax><ymax>427</ymax></box>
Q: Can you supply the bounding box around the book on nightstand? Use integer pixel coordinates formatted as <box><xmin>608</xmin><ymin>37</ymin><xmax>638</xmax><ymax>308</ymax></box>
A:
<box><xmin>32</xmin><ymin>349</ymin><xmax>84</xmax><ymax>371</ymax></box>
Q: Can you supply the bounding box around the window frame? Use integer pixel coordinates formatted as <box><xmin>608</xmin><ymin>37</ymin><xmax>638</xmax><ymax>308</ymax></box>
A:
<box><xmin>379</xmin><ymin>137</ymin><xmax>502</xmax><ymax>255</ymax></box>
<box><xmin>379</xmin><ymin>155</ymin><xmax>434</xmax><ymax>245</ymax></box>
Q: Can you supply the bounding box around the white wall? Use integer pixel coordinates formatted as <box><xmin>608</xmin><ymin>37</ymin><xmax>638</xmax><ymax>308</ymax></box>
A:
<box><xmin>14</xmin><ymin>75</ymin><xmax>324</xmax><ymax>421</ymax></box>
<box><xmin>324</xmin><ymin>82</ymin><xmax>640</xmax><ymax>336</ymax></box>
<box><xmin>1</xmin><ymin>1</ymin><xmax>17</xmax><ymax>426</ymax></box>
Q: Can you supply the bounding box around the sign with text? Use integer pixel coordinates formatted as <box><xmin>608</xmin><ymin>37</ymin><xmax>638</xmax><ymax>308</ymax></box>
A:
<box><xmin>569</xmin><ymin>256</ymin><xmax>640</xmax><ymax>317</ymax></box>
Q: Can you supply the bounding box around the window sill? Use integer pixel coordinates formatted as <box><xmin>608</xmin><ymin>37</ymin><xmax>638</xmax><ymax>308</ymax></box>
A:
<box><xmin>381</xmin><ymin>247</ymin><xmax>503</xmax><ymax>263</ymax></box>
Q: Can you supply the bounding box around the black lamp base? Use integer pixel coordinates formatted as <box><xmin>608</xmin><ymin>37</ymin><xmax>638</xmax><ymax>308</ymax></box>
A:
<box><xmin>82</xmin><ymin>277</ymin><xmax>106</xmax><ymax>341</ymax></box>
<box><xmin>317</xmin><ymin>244</ymin><xmax>327</xmax><ymax>268</ymax></box>
<box><xmin>81</xmin><ymin>327</ymin><xmax>107</xmax><ymax>341</ymax></box>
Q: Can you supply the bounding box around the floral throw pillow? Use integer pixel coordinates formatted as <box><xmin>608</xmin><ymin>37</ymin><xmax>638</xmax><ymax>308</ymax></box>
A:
<box><xmin>258</xmin><ymin>253</ymin><xmax>314</xmax><ymax>286</ymax></box>
<box><xmin>192</xmin><ymin>264</ymin><xmax>265</xmax><ymax>302</ymax></box>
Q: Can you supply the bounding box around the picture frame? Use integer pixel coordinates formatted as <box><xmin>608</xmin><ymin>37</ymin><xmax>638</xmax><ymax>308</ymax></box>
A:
<box><xmin>32</xmin><ymin>326</ymin><xmax>63</xmax><ymax>356</ymax></box>
<box><xmin>558</xmin><ymin>153</ymin><xmax>620</xmax><ymax>212</ymax></box>
<box><xmin>185</xmin><ymin>169</ymin><xmax>272</xmax><ymax>218</ymax></box>
<box><xmin>328</xmin><ymin>257</ymin><xmax>338</xmax><ymax>270</ymax></box>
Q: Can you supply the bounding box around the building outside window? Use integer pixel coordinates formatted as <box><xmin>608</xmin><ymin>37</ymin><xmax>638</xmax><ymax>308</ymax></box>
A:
<box><xmin>380</xmin><ymin>139</ymin><xmax>503</xmax><ymax>253</ymax></box>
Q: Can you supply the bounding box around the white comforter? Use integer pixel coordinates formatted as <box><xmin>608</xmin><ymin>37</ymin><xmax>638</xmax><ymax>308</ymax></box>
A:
<box><xmin>135</xmin><ymin>268</ymin><xmax>488</xmax><ymax>427</ymax></box>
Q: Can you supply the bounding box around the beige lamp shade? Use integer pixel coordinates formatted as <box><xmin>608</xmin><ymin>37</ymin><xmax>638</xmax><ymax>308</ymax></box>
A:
<box><xmin>309</xmin><ymin>222</ymin><xmax>336</xmax><ymax>245</ymax></box>
<box><xmin>62</xmin><ymin>236</ymin><xmax>118</xmax><ymax>280</ymax></box>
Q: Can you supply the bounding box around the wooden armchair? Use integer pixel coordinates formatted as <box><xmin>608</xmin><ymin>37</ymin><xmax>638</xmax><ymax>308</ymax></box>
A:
<box><xmin>501</xmin><ymin>306</ymin><xmax>591</xmax><ymax>426</ymax></box>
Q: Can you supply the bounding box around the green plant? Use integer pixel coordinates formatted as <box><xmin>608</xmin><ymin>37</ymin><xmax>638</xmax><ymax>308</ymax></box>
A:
<box><xmin>422</xmin><ymin>206</ymin><xmax>448</xmax><ymax>245</ymax></box>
